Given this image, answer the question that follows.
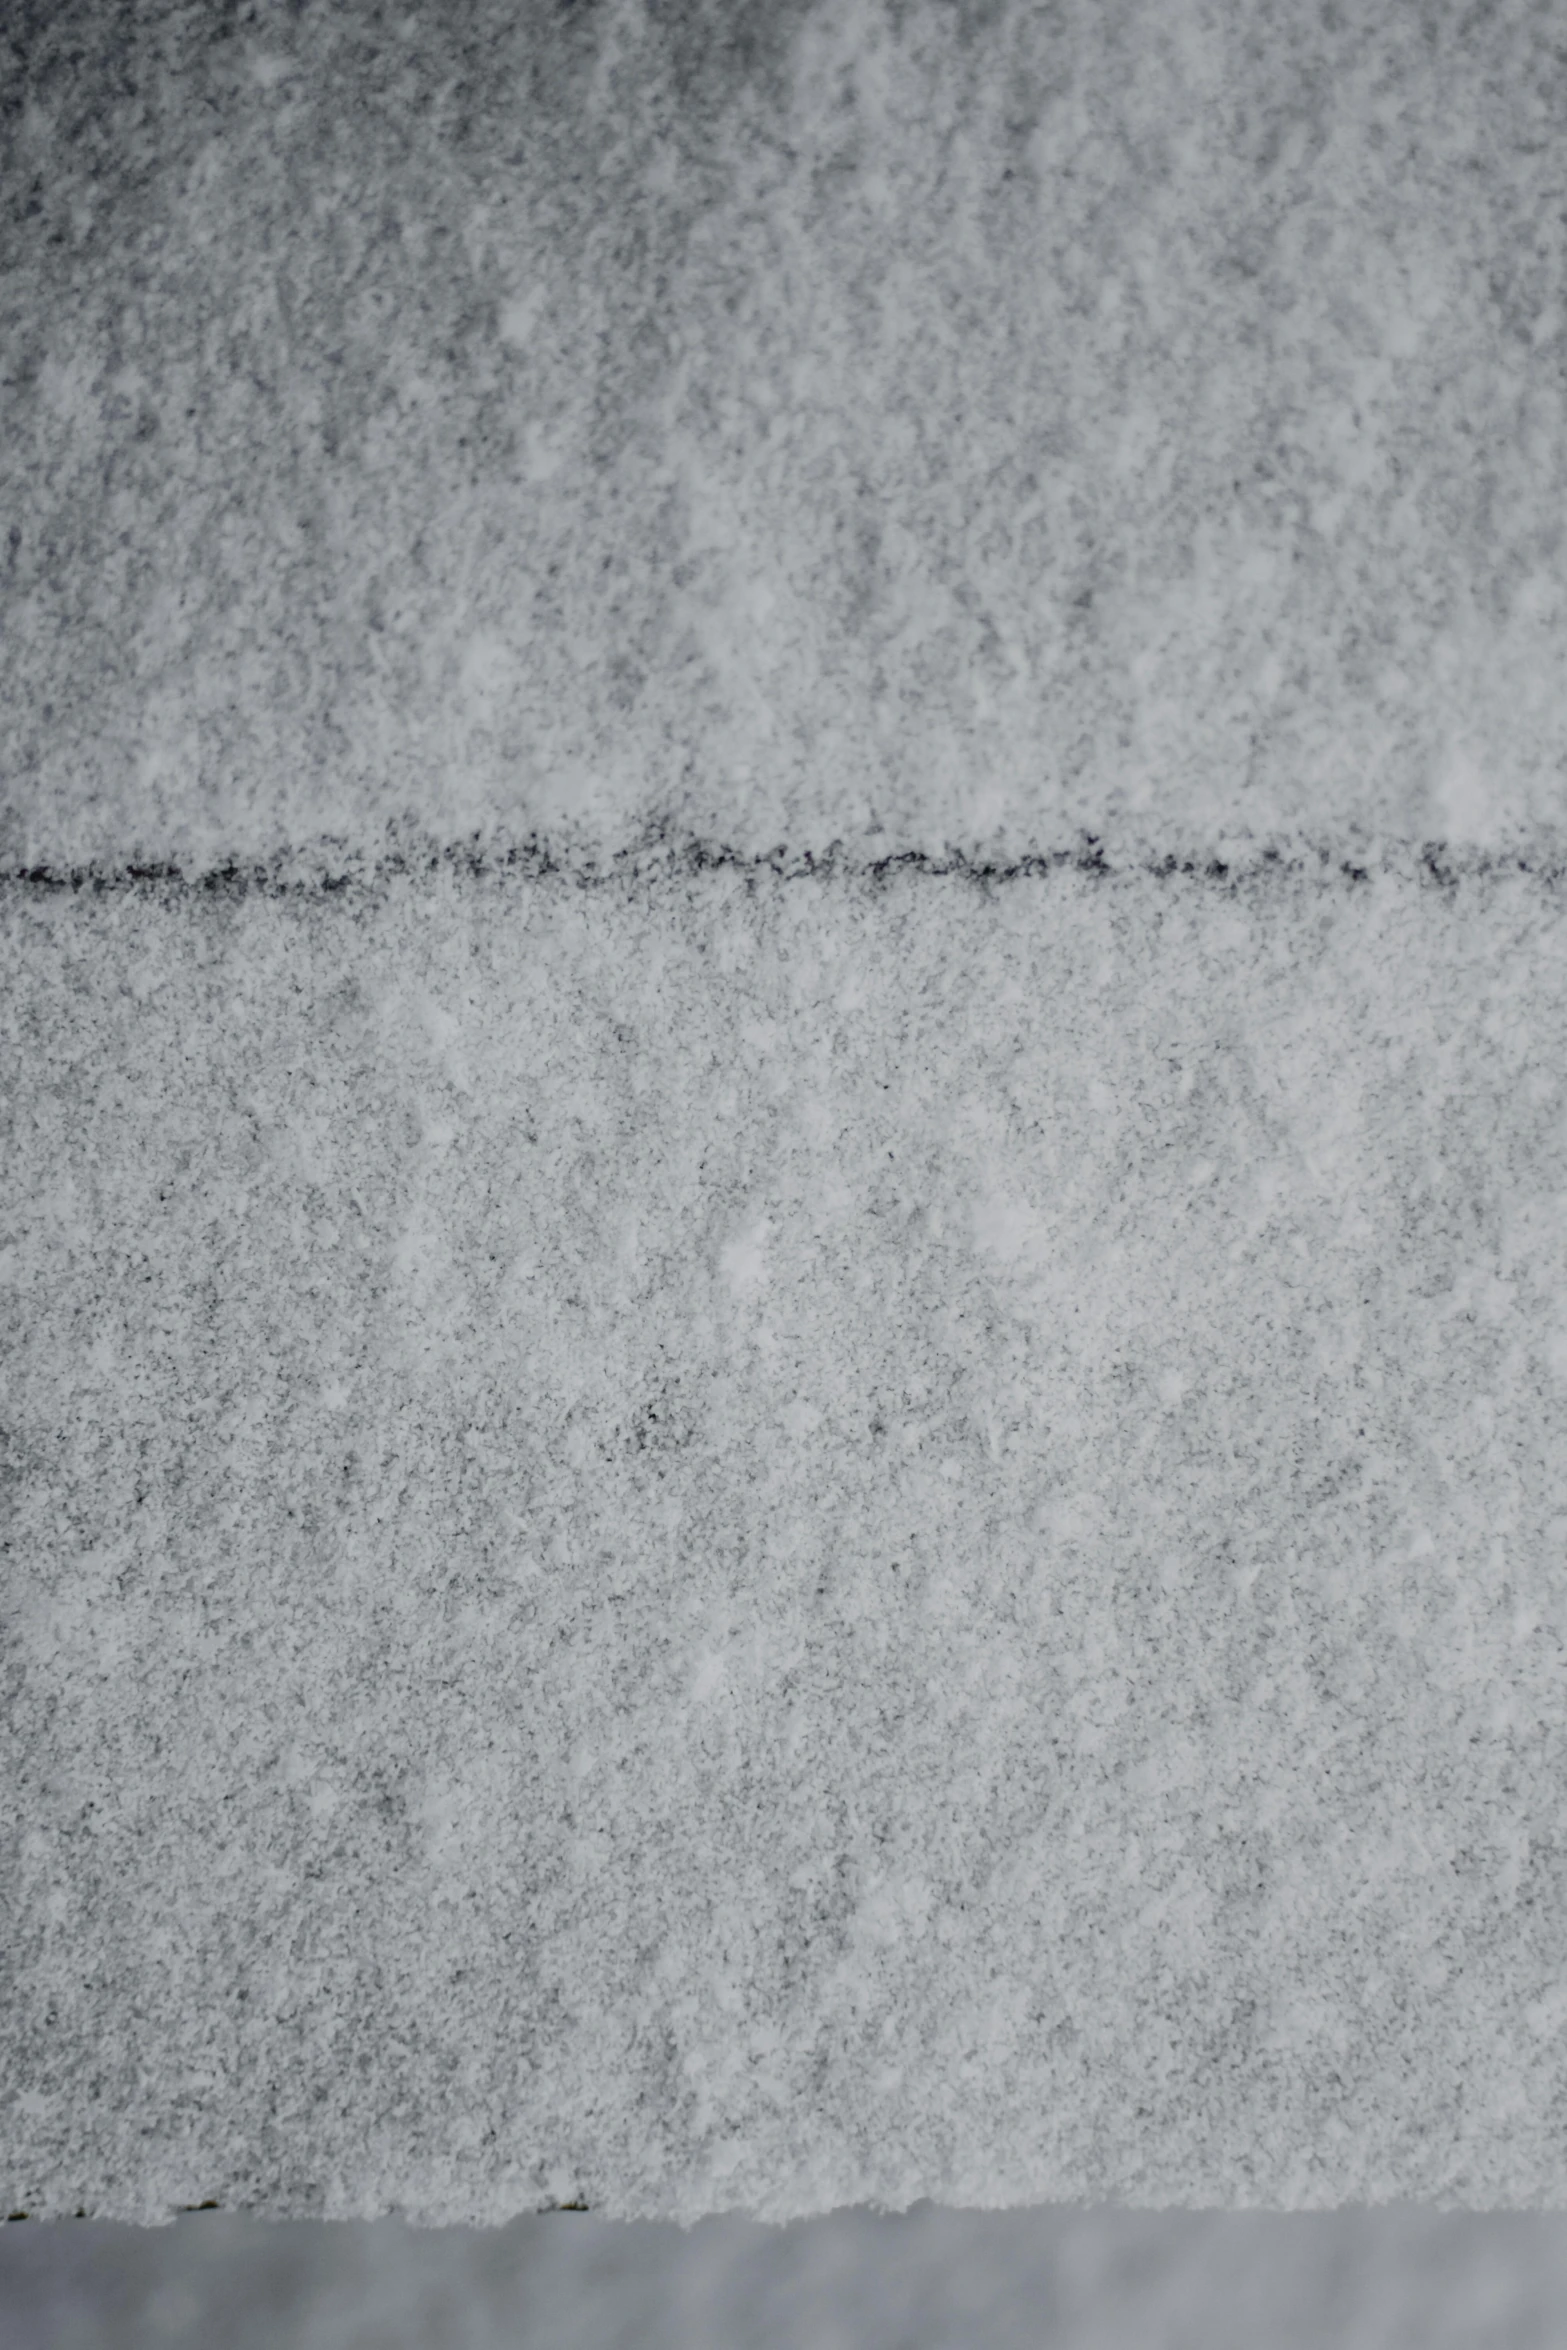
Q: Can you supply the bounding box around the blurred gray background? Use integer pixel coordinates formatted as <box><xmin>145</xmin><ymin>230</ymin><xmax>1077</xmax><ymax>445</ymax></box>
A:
<box><xmin>6</xmin><ymin>2204</ymin><xmax>1567</xmax><ymax>2349</ymax></box>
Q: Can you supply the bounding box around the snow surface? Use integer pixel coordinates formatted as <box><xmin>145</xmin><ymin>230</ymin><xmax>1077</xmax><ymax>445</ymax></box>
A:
<box><xmin>4</xmin><ymin>0</ymin><xmax>1567</xmax><ymax>869</ymax></box>
<box><xmin>6</xmin><ymin>844</ymin><xmax>1567</xmax><ymax>2221</ymax></box>
<box><xmin>6</xmin><ymin>0</ymin><xmax>1567</xmax><ymax>2264</ymax></box>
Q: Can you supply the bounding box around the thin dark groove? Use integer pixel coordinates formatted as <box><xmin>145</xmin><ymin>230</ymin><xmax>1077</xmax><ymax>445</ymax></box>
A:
<box><xmin>2</xmin><ymin>2203</ymin><xmax>594</xmax><ymax>2222</ymax></box>
<box><xmin>3</xmin><ymin>822</ymin><xmax>1565</xmax><ymax>902</ymax></box>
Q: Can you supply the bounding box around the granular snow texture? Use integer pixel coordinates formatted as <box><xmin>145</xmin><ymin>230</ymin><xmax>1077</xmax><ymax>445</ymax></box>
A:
<box><xmin>4</xmin><ymin>0</ymin><xmax>1567</xmax><ymax>871</ymax></box>
<box><xmin>7</xmin><ymin>0</ymin><xmax>1567</xmax><ymax>2241</ymax></box>
<box><xmin>5</xmin><ymin>843</ymin><xmax>1567</xmax><ymax>2222</ymax></box>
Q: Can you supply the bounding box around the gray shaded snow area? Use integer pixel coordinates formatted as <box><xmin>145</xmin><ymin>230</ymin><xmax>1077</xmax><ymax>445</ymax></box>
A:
<box><xmin>5</xmin><ymin>847</ymin><xmax>1567</xmax><ymax>2222</ymax></box>
<box><xmin>6</xmin><ymin>0</ymin><xmax>1567</xmax><ymax>2329</ymax></box>
<box><xmin>4</xmin><ymin>0</ymin><xmax>1567</xmax><ymax>870</ymax></box>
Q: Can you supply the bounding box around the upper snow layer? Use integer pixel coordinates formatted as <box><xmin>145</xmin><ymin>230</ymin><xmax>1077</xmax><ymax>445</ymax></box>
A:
<box><xmin>4</xmin><ymin>0</ymin><xmax>1565</xmax><ymax>868</ymax></box>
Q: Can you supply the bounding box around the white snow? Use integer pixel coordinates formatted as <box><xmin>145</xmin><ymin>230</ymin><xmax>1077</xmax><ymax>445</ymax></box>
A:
<box><xmin>5</xmin><ymin>0</ymin><xmax>1567</xmax><ymax>2295</ymax></box>
<box><xmin>6</xmin><ymin>846</ymin><xmax>1567</xmax><ymax>2222</ymax></box>
<box><xmin>5</xmin><ymin>0</ymin><xmax>1567</xmax><ymax>869</ymax></box>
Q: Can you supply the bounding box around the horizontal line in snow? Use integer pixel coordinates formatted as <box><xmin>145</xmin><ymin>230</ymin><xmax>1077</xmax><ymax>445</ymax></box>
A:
<box><xmin>4</xmin><ymin>824</ymin><xmax>1567</xmax><ymax>900</ymax></box>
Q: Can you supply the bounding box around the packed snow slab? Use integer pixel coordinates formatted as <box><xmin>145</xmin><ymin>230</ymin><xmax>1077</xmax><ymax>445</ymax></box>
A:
<box><xmin>5</xmin><ymin>843</ymin><xmax>1567</xmax><ymax>2225</ymax></box>
<box><xmin>4</xmin><ymin>0</ymin><xmax>1567</xmax><ymax>870</ymax></box>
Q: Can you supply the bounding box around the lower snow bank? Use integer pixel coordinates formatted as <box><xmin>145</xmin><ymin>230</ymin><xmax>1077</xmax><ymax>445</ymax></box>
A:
<box><xmin>4</xmin><ymin>845</ymin><xmax>1567</xmax><ymax>2219</ymax></box>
